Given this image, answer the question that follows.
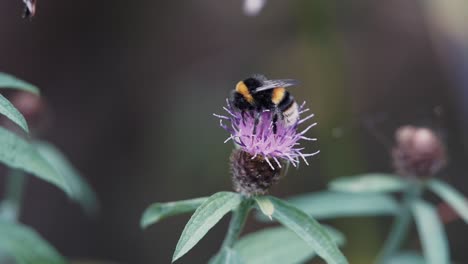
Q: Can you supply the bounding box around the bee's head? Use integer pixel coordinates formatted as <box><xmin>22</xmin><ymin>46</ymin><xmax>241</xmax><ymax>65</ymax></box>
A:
<box><xmin>233</xmin><ymin>75</ymin><xmax>267</xmax><ymax>106</ymax></box>
<box><xmin>242</xmin><ymin>74</ymin><xmax>267</xmax><ymax>92</ymax></box>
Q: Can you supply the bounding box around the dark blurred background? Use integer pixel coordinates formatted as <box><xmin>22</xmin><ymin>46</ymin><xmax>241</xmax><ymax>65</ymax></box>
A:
<box><xmin>0</xmin><ymin>0</ymin><xmax>467</xmax><ymax>263</ymax></box>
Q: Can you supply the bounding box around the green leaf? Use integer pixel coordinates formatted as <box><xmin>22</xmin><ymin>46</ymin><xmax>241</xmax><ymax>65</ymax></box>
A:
<box><xmin>0</xmin><ymin>73</ymin><xmax>39</xmax><ymax>94</ymax></box>
<box><xmin>209</xmin><ymin>247</ymin><xmax>245</xmax><ymax>264</ymax></box>
<box><xmin>0</xmin><ymin>94</ymin><xmax>29</xmax><ymax>133</ymax></box>
<box><xmin>329</xmin><ymin>173</ymin><xmax>407</xmax><ymax>193</ymax></box>
<box><xmin>387</xmin><ymin>252</ymin><xmax>425</xmax><ymax>264</ymax></box>
<box><xmin>173</xmin><ymin>192</ymin><xmax>242</xmax><ymax>262</ymax></box>
<box><xmin>0</xmin><ymin>220</ymin><xmax>66</xmax><ymax>264</ymax></box>
<box><xmin>234</xmin><ymin>225</ymin><xmax>345</xmax><ymax>264</ymax></box>
<box><xmin>411</xmin><ymin>199</ymin><xmax>449</xmax><ymax>264</ymax></box>
<box><xmin>0</xmin><ymin>127</ymin><xmax>70</xmax><ymax>194</ymax></box>
<box><xmin>254</xmin><ymin>196</ymin><xmax>274</xmax><ymax>220</ymax></box>
<box><xmin>276</xmin><ymin>191</ymin><xmax>399</xmax><ymax>220</ymax></box>
<box><xmin>428</xmin><ymin>179</ymin><xmax>468</xmax><ymax>224</ymax></box>
<box><xmin>141</xmin><ymin>197</ymin><xmax>207</xmax><ymax>229</ymax></box>
<box><xmin>267</xmin><ymin>196</ymin><xmax>348</xmax><ymax>264</ymax></box>
<box><xmin>34</xmin><ymin>141</ymin><xmax>99</xmax><ymax>215</ymax></box>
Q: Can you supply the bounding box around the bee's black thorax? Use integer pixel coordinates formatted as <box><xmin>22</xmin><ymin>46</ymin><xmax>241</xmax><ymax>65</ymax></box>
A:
<box><xmin>252</xmin><ymin>90</ymin><xmax>276</xmax><ymax>110</ymax></box>
<box><xmin>243</xmin><ymin>77</ymin><xmax>263</xmax><ymax>92</ymax></box>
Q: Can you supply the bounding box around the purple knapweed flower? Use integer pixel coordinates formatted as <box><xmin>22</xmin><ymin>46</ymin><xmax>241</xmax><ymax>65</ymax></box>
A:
<box><xmin>214</xmin><ymin>100</ymin><xmax>319</xmax><ymax>195</ymax></box>
<box><xmin>215</xmin><ymin>99</ymin><xmax>319</xmax><ymax>169</ymax></box>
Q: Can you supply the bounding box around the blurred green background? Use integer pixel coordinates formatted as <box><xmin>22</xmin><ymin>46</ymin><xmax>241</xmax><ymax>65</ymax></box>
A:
<box><xmin>0</xmin><ymin>0</ymin><xmax>467</xmax><ymax>263</ymax></box>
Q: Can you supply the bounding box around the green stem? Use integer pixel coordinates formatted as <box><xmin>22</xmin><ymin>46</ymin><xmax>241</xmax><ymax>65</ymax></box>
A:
<box><xmin>221</xmin><ymin>198</ymin><xmax>252</xmax><ymax>249</ymax></box>
<box><xmin>376</xmin><ymin>181</ymin><xmax>423</xmax><ymax>264</ymax></box>
<box><xmin>0</xmin><ymin>169</ymin><xmax>26</xmax><ymax>221</ymax></box>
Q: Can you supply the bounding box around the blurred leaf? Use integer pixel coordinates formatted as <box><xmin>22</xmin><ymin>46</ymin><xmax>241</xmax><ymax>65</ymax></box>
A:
<box><xmin>254</xmin><ymin>196</ymin><xmax>274</xmax><ymax>220</ymax></box>
<box><xmin>234</xmin><ymin>225</ymin><xmax>345</xmax><ymax>264</ymax></box>
<box><xmin>256</xmin><ymin>191</ymin><xmax>398</xmax><ymax>221</ymax></box>
<box><xmin>428</xmin><ymin>179</ymin><xmax>468</xmax><ymax>224</ymax></box>
<box><xmin>387</xmin><ymin>252</ymin><xmax>425</xmax><ymax>264</ymax></box>
<box><xmin>0</xmin><ymin>73</ymin><xmax>39</xmax><ymax>95</ymax></box>
<box><xmin>0</xmin><ymin>127</ymin><xmax>69</xmax><ymax>194</ymax></box>
<box><xmin>291</xmin><ymin>191</ymin><xmax>399</xmax><ymax>218</ymax></box>
<box><xmin>267</xmin><ymin>196</ymin><xmax>348</xmax><ymax>264</ymax></box>
<box><xmin>141</xmin><ymin>197</ymin><xmax>207</xmax><ymax>228</ymax></box>
<box><xmin>0</xmin><ymin>220</ymin><xmax>66</xmax><ymax>264</ymax></box>
<box><xmin>173</xmin><ymin>192</ymin><xmax>242</xmax><ymax>262</ymax></box>
<box><xmin>411</xmin><ymin>199</ymin><xmax>449</xmax><ymax>264</ymax></box>
<box><xmin>329</xmin><ymin>173</ymin><xmax>407</xmax><ymax>193</ymax></box>
<box><xmin>34</xmin><ymin>141</ymin><xmax>99</xmax><ymax>215</ymax></box>
<box><xmin>0</xmin><ymin>169</ymin><xmax>26</xmax><ymax>221</ymax></box>
<box><xmin>209</xmin><ymin>247</ymin><xmax>244</xmax><ymax>264</ymax></box>
<box><xmin>0</xmin><ymin>94</ymin><xmax>29</xmax><ymax>133</ymax></box>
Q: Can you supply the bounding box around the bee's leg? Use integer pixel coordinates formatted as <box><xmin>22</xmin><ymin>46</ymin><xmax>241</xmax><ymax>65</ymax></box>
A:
<box><xmin>253</xmin><ymin>111</ymin><xmax>261</xmax><ymax>135</ymax></box>
<box><xmin>271</xmin><ymin>107</ymin><xmax>283</xmax><ymax>134</ymax></box>
<box><xmin>272</xmin><ymin>113</ymin><xmax>278</xmax><ymax>134</ymax></box>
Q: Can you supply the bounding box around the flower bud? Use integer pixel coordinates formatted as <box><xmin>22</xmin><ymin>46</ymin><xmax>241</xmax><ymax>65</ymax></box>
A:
<box><xmin>392</xmin><ymin>126</ymin><xmax>446</xmax><ymax>178</ymax></box>
<box><xmin>9</xmin><ymin>91</ymin><xmax>50</xmax><ymax>135</ymax></box>
<box><xmin>230</xmin><ymin>149</ymin><xmax>282</xmax><ymax>196</ymax></box>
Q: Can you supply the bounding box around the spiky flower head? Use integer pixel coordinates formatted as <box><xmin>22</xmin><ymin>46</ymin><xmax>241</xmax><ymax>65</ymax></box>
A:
<box><xmin>392</xmin><ymin>126</ymin><xmax>446</xmax><ymax>178</ymax></box>
<box><xmin>215</xmin><ymin>100</ymin><xmax>318</xmax><ymax>195</ymax></box>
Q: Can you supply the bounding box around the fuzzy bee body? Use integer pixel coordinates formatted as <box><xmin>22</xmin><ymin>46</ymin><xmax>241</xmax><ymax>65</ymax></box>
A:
<box><xmin>230</xmin><ymin>74</ymin><xmax>300</xmax><ymax>133</ymax></box>
<box><xmin>281</xmin><ymin>97</ymin><xmax>299</xmax><ymax>127</ymax></box>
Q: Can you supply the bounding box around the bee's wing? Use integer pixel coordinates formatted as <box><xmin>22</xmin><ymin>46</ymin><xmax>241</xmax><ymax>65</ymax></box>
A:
<box><xmin>253</xmin><ymin>79</ymin><xmax>299</xmax><ymax>93</ymax></box>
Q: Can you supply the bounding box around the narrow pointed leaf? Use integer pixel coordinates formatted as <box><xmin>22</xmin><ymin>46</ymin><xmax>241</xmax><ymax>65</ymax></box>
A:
<box><xmin>428</xmin><ymin>179</ymin><xmax>468</xmax><ymax>224</ymax></box>
<box><xmin>0</xmin><ymin>94</ymin><xmax>29</xmax><ymax>133</ymax></box>
<box><xmin>267</xmin><ymin>196</ymin><xmax>348</xmax><ymax>264</ymax></box>
<box><xmin>290</xmin><ymin>191</ymin><xmax>399</xmax><ymax>218</ymax></box>
<box><xmin>173</xmin><ymin>192</ymin><xmax>242</xmax><ymax>262</ymax></box>
<box><xmin>209</xmin><ymin>247</ymin><xmax>245</xmax><ymax>264</ymax></box>
<box><xmin>235</xmin><ymin>225</ymin><xmax>345</xmax><ymax>264</ymax></box>
<box><xmin>141</xmin><ymin>197</ymin><xmax>207</xmax><ymax>228</ymax></box>
<box><xmin>255</xmin><ymin>191</ymin><xmax>399</xmax><ymax>221</ymax></box>
<box><xmin>411</xmin><ymin>199</ymin><xmax>449</xmax><ymax>264</ymax></box>
<box><xmin>0</xmin><ymin>220</ymin><xmax>66</xmax><ymax>264</ymax></box>
<box><xmin>34</xmin><ymin>141</ymin><xmax>99</xmax><ymax>215</ymax></box>
<box><xmin>254</xmin><ymin>196</ymin><xmax>274</xmax><ymax>220</ymax></box>
<box><xmin>0</xmin><ymin>127</ymin><xmax>69</xmax><ymax>194</ymax></box>
<box><xmin>0</xmin><ymin>73</ymin><xmax>39</xmax><ymax>94</ymax></box>
<box><xmin>329</xmin><ymin>173</ymin><xmax>407</xmax><ymax>193</ymax></box>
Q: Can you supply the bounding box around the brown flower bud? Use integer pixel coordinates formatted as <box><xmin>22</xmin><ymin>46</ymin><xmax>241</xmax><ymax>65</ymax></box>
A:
<box><xmin>392</xmin><ymin>126</ymin><xmax>446</xmax><ymax>178</ymax></box>
<box><xmin>8</xmin><ymin>91</ymin><xmax>50</xmax><ymax>135</ymax></box>
<box><xmin>230</xmin><ymin>149</ymin><xmax>284</xmax><ymax>196</ymax></box>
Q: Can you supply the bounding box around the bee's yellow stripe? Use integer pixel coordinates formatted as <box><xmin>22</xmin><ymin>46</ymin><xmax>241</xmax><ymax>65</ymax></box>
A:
<box><xmin>236</xmin><ymin>81</ymin><xmax>254</xmax><ymax>104</ymax></box>
<box><xmin>272</xmin><ymin>87</ymin><xmax>285</xmax><ymax>105</ymax></box>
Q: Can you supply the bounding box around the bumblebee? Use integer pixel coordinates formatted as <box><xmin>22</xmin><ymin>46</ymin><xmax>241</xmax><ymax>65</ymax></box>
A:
<box><xmin>230</xmin><ymin>74</ymin><xmax>300</xmax><ymax>134</ymax></box>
